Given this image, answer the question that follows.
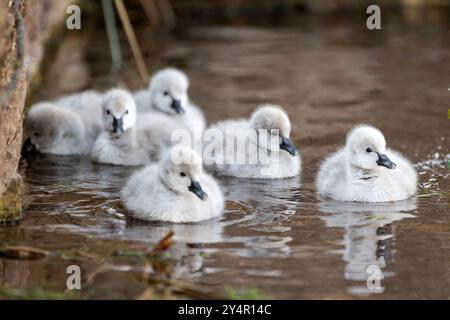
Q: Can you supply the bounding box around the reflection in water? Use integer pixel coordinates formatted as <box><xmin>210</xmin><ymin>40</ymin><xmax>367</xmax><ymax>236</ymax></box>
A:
<box><xmin>318</xmin><ymin>199</ymin><xmax>417</xmax><ymax>295</ymax></box>
<box><xmin>125</xmin><ymin>219</ymin><xmax>225</xmax><ymax>244</ymax></box>
<box><xmin>16</xmin><ymin>154</ymin><xmax>302</xmax><ymax>284</ymax></box>
<box><xmin>220</xmin><ymin>176</ymin><xmax>301</xmax><ymax>231</ymax></box>
<box><xmin>0</xmin><ymin>259</ymin><xmax>46</xmax><ymax>289</ymax></box>
<box><xmin>124</xmin><ymin>219</ymin><xmax>227</xmax><ymax>278</ymax></box>
<box><xmin>218</xmin><ymin>176</ymin><xmax>302</xmax><ymax>258</ymax></box>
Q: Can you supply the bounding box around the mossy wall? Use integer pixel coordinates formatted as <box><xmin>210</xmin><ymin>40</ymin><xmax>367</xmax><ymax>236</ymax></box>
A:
<box><xmin>0</xmin><ymin>176</ymin><xmax>23</xmax><ymax>222</ymax></box>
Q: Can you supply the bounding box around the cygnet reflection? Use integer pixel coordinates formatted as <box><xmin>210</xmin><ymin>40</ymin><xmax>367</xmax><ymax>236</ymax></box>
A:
<box><xmin>317</xmin><ymin>198</ymin><xmax>417</xmax><ymax>295</ymax></box>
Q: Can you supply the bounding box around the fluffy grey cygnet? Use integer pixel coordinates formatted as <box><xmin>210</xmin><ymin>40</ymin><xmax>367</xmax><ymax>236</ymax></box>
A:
<box><xmin>316</xmin><ymin>125</ymin><xmax>417</xmax><ymax>202</ymax></box>
<box><xmin>91</xmin><ymin>88</ymin><xmax>178</xmax><ymax>166</ymax></box>
<box><xmin>25</xmin><ymin>91</ymin><xmax>103</xmax><ymax>155</ymax></box>
<box><xmin>204</xmin><ymin>104</ymin><xmax>301</xmax><ymax>179</ymax></box>
<box><xmin>133</xmin><ymin>68</ymin><xmax>205</xmax><ymax>144</ymax></box>
<box><xmin>121</xmin><ymin>145</ymin><xmax>224</xmax><ymax>223</ymax></box>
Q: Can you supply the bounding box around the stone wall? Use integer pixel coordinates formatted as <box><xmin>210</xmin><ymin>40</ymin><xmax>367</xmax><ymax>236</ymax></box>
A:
<box><xmin>0</xmin><ymin>0</ymin><xmax>73</xmax><ymax>221</ymax></box>
<box><xmin>0</xmin><ymin>0</ymin><xmax>27</xmax><ymax>221</ymax></box>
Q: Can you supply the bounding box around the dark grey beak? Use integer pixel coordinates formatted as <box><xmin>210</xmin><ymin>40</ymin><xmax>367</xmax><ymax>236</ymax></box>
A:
<box><xmin>376</xmin><ymin>152</ymin><xmax>396</xmax><ymax>169</ymax></box>
<box><xmin>280</xmin><ymin>137</ymin><xmax>298</xmax><ymax>156</ymax></box>
<box><xmin>188</xmin><ymin>180</ymin><xmax>208</xmax><ymax>201</ymax></box>
<box><xmin>21</xmin><ymin>138</ymin><xmax>36</xmax><ymax>155</ymax></box>
<box><xmin>171</xmin><ymin>99</ymin><xmax>185</xmax><ymax>114</ymax></box>
<box><xmin>112</xmin><ymin>117</ymin><xmax>124</xmax><ymax>134</ymax></box>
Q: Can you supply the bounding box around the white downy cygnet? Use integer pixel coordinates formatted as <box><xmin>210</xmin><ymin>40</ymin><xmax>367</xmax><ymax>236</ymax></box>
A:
<box><xmin>316</xmin><ymin>125</ymin><xmax>417</xmax><ymax>202</ymax></box>
<box><xmin>133</xmin><ymin>68</ymin><xmax>205</xmax><ymax>143</ymax></box>
<box><xmin>91</xmin><ymin>88</ymin><xmax>178</xmax><ymax>166</ymax></box>
<box><xmin>203</xmin><ymin>105</ymin><xmax>301</xmax><ymax>179</ymax></box>
<box><xmin>121</xmin><ymin>145</ymin><xmax>224</xmax><ymax>223</ymax></box>
<box><xmin>24</xmin><ymin>91</ymin><xmax>103</xmax><ymax>155</ymax></box>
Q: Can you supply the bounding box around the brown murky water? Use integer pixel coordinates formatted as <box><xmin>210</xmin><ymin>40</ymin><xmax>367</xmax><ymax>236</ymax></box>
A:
<box><xmin>1</xmin><ymin>14</ymin><xmax>449</xmax><ymax>299</ymax></box>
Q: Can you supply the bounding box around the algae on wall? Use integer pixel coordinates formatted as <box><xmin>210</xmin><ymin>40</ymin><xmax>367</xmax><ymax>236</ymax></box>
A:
<box><xmin>0</xmin><ymin>176</ymin><xmax>23</xmax><ymax>222</ymax></box>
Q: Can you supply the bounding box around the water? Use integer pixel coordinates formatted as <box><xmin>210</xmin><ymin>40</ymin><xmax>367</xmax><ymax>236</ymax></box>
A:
<box><xmin>1</xmin><ymin>16</ymin><xmax>449</xmax><ymax>299</ymax></box>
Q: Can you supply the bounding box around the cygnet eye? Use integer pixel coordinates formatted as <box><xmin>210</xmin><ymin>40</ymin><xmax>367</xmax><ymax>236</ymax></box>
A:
<box><xmin>125</xmin><ymin>110</ymin><xmax>129</xmax><ymax>114</ymax></box>
<box><xmin>366</xmin><ymin>147</ymin><xmax>373</xmax><ymax>153</ymax></box>
<box><xmin>106</xmin><ymin>110</ymin><xmax>110</xmax><ymax>115</ymax></box>
<box><xmin>163</xmin><ymin>91</ymin><xmax>169</xmax><ymax>96</ymax></box>
<box><xmin>34</xmin><ymin>132</ymin><xmax>39</xmax><ymax>137</ymax></box>
<box><xmin>180</xmin><ymin>172</ymin><xmax>186</xmax><ymax>177</ymax></box>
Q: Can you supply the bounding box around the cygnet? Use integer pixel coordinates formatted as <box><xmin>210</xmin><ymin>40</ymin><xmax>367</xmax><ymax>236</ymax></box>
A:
<box><xmin>24</xmin><ymin>91</ymin><xmax>103</xmax><ymax>155</ymax></box>
<box><xmin>316</xmin><ymin>124</ymin><xmax>417</xmax><ymax>202</ymax></box>
<box><xmin>91</xmin><ymin>88</ymin><xmax>178</xmax><ymax>166</ymax></box>
<box><xmin>203</xmin><ymin>104</ymin><xmax>301</xmax><ymax>179</ymax></box>
<box><xmin>121</xmin><ymin>145</ymin><xmax>224</xmax><ymax>223</ymax></box>
<box><xmin>133</xmin><ymin>68</ymin><xmax>205</xmax><ymax>144</ymax></box>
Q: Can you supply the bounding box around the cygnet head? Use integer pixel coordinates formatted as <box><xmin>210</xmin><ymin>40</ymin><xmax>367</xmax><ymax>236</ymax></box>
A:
<box><xmin>102</xmin><ymin>89</ymin><xmax>137</xmax><ymax>136</ymax></box>
<box><xmin>345</xmin><ymin>125</ymin><xmax>396</xmax><ymax>171</ymax></box>
<box><xmin>249</xmin><ymin>105</ymin><xmax>298</xmax><ymax>156</ymax></box>
<box><xmin>148</xmin><ymin>68</ymin><xmax>189</xmax><ymax>115</ymax></box>
<box><xmin>160</xmin><ymin>145</ymin><xmax>208</xmax><ymax>201</ymax></box>
<box><xmin>25</xmin><ymin>102</ymin><xmax>82</xmax><ymax>152</ymax></box>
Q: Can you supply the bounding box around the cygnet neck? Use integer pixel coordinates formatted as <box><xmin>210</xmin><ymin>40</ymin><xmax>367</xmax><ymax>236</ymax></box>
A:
<box><xmin>109</xmin><ymin>127</ymin><xmax>137</xmax><ymax>147</ymax></box>
<box><xmin>346</xmin><ymin>155</ymin><xmax>379</xmax><ymax>181</ymax></box>
<box><xmin>158</xmin><ymin>169</ymin><xmax>180</xmax><ymax>196</ymax></box>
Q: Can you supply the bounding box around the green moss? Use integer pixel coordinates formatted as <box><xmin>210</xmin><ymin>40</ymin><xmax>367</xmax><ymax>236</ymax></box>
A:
<box><xmin>0</xmin><ymin>176</ymin><xmax>23</xmax><ymax>223</ymax></box>
<box><xmin>225</xmin><ymin>286</ymin><xmax>267</xmax><ymax>300</ymax></box>
<box><xmin>0</xmin><ymin>285</ymin><xmax>78</xmax><ymax>300</ymax></box>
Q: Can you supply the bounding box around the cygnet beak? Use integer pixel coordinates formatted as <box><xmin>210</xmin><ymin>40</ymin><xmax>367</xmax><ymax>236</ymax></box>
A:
<box><xmin>280</xmin><ymin>137</ymin><xmax>298</xmax><ymax>156</ymax></box>
<box><xmin>376</xmin><ymin>152</ymin><xmax>396</xmax><ymax>169</ymax></box>
<box><xmin>171</xmin><ymin>99</ymin><xmax>185</xmax><ymax>114</ymax></box>
<box><xmin>21</xmin><ymin>138</ymin><xmax>36</xmax><ymax>155</ymax></box>
<box><xmin>112</xmin><ymin>117</ymin><xmax>124</xmax><ymax>134</ymax></box>
<box><xmin>188</xmin><ymin>180</ymin><xmax>208</xmax><ymax>201</ymax></box>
